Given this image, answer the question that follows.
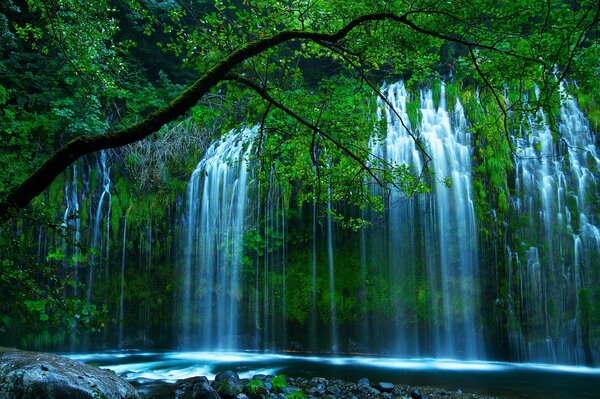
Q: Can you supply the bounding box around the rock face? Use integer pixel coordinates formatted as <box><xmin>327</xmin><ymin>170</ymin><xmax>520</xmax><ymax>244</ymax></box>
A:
<box><xmin>0</xmin><ymin>347</ymin><xmax>139</xmax><ymax>399</ymax></box>
<box><xmin>212</xmin><ymin>370</ymin><xmax>243</xmax><ymax>398</ymax></box>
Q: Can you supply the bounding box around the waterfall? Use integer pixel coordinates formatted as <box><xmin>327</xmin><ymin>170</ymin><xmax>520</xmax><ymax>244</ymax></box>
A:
<box><xmin>181</xmin><ymin>126</ymin><xmax>256</xmax><ymax>350</ymax></box>
<box><xmin>368</xmin><ymin>81</ymin><xmax>483</xmax><ymax>358</ymax></box>
<box><xmin>173</xmin><ymin>81</ymin><xmax>597</xmax><ymax>364</ymax></box>
<box><xmin>63</xmin><ymin>164</ymin><xmax>81</xmax><ymax>296</ymax></box>
<box><xmin>508</xmin><ymin>86</ymin><xmax>600</xmax><ymax>365</ymax></box>
<box><xmin>88</xmin><ymin>150</ymin><xmax>111</xmax><ymax>302</ymax></box>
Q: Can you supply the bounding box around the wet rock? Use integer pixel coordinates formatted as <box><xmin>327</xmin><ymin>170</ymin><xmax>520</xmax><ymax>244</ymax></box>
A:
<box><xmin>410</xmin><ymin>388</ymin><xmax>422</xmax><ymax>399</ymax></box>
<box><xmin>215</xmin><ymin>370</ymin><xmax>241</xmax><ymax>383</ymax></box>
<box><xmin>357</xmin><ymin>377</ymin><xmax>370</xmax><ymax>386</ymax></box>
<box><xmin>0</xmin><ymin>348</ymin><xmax>139</xmax><ymax>399</ymax></box>
<box><xmin>310</xmin><ymin>377</ymin><xmax>328</xmax><ymax>385</ymax></box>
<box><xmin>326</xmin><ymin>385</ymin><xmax>341</xmax><ymax>395</ymax></box>
<box><xmin>215</xmin><ymin>379</ymin><xmax>243</xmax><ymax>398</ymax></box>
<box><xmin>193</xmin><ymin>382</ymin><xmax>220</xmax><ymax>399</ymax></box>
<box><xmin>212</xmin><ymin>370</ymin><xmax>243</xmax><ymax>398</ymax></box>
<box><xmin>176</xmin><ymin>376</ymin><xmax>210</xmax><ymax>398</ymax></box>
<box><xmin>455</xmin><ymin>389</ymin><xmax>463</xmax><ymax>395</ymax></box>
<box><xmin>305</xmin><ymin>385</ymin><xmax>326</xmax><ymax>396</ymax></box>
<box><xmin>358</xmin><ymin>384</ymin><xmax>380</xmax><ymax>395</ymax></box>
<box><xmin>375</xmin><ymin>382</ymin><xmax>395</xmax><ymax>392</ymax></box>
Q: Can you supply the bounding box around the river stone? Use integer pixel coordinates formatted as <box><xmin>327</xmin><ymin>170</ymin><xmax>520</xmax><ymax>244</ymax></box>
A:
<box><xmin>215</xmin><ymin>379</ymin><xmax>243</xmax><ymax>398</ymax></box>
<box><xmin>374</xmin><ymin>382</ymin><xmax>395</xmax><ymax>392</ymax></box>
<box><xmin>215</xmin><ymin>370</ymin><xmax>240</xmax><ymax>383</ymax></box>
<box><xmin>326</xmin><ymin>385</ymin><xmax>341</xmax><ymax>395</ymax></box>
<box><xmin>193</xmin><ymin>381</ymin><xmax>220</xmax><ymax>399</ymax></box>
<box><xmin>0</xmin><ymin>347</ymin><xmax>139</xmax><ymax>399</ymax></box>
<box><xmin>357</xmin><ymin>378</ymin><xmax>370</xmax><ymax>386</ymax></box>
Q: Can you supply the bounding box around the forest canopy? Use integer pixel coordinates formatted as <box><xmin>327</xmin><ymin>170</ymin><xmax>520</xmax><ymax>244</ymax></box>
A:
<box><xmin>0</xmin><ymin>0</ymin><xmax>598</xmax><ymax>222</ymax></box>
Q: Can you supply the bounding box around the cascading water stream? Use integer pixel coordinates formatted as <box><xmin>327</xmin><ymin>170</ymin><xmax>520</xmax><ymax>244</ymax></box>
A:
<box><xmin>62</xmin><ymin>165</ymin><xmax>81</xmax><ymax>296</ymax></box>
<box><xmin>173</xmin><ymin>81</ymin><xmax>597</xmax><ymax>365</ymax></box>
<box><xmin>88</xmin><ymin>150</ymin><xmax>111</xmax><ymax>302</ymax></box>
<box><xmin>368</xmin><ymin>81</ymin><xmax>482</xmax><ymax>358</ymax></box>
<box><xmin>509</xmin><ymin>85</ymin><xmax>600</xmax><ymax>365</ymax></box>
<box><xmin>181</xmin><ymin>127</ymin><xmax>256</xmax><ymax>350</ymax></box>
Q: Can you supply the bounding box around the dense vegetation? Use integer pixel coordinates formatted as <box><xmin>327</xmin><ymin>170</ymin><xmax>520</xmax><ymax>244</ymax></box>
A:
<box><xmin>0</xmin><ymin>0</ymin><xmax>599</xmax><ymax>358</ymax></box>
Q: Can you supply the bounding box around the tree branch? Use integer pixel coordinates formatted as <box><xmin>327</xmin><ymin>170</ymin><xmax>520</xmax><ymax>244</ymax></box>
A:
<box><xmin>0</xmin><ymin>9</ymin><xmax>569</xmax><ymax>222</ymax></box>
<box><xmin>225</xmin><ymin>74</ymin><xmax>386</xmax><ymax>188</ymax></box>
<box><xmin>0</xmin><ymin>12</ymin><xmax>407</xmax><ymax>222</ymax></box>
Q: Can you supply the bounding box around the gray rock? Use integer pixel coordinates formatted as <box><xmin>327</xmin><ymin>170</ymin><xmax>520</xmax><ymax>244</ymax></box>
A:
<box><xmin>236</xmin><ymin>394</ymin><xmax>249</xmax><ymax>399</ymax></box>
<box><xmin>0</xmin><ymin>347</ymin><xmax>139</xmax><ymax>399</ymax></box>
<box><xmin>215</xmin><ymin>370</ymin><xmax>241</xmax><ymax>383</ymax></box>
<box><xmin>358</xmin><ymin>384</ymin><xmax>380</xmax><ymax>394</ymax></box>
<box><xmin>193</xmin><ymin>381</ymin><xmax>220</xmax><ymax>399</ymax></box>
<box><xmin>305</xmin><ymin>386</ymin><xmax>325</xmax><ymax>396</ymax></box>
<box><xmin>215</xmin><ymin>379</ymin><xmax>243</xmax><ymax>398</ymax></box>
<box><xmin>310</xmin><ymin>377</ymin><xmax>328</xmax><ymax>385</ymax></box>
<box><xmin>357</xmin><ymin>378</ymin><xmax>370</xmax><ymax>386</ymax></box>
<box><xmin>176</xmin><ymin>376</ymin><xmax>211</xmax><ymax>398</ymax></box>
<box><xmin>375</xmin><ymin>382</ymin><xmax>395</xmax><ymax>392</ymax></box>
<box><xmin>326</xmin><ymin>385</ymin><xmax>341</xmax><ymax>395</ymax></box>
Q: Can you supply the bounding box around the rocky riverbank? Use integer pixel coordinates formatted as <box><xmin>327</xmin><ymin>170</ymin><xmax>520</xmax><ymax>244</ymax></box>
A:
<box><xmin>0</xmin><ymin>348</ymin><xmax>511</xmax><ymax>399</ymax></box>
<box><xmin>135</xmin><ymin>370</ymin><xmax>506</xmax><ymax>399</ymax></box>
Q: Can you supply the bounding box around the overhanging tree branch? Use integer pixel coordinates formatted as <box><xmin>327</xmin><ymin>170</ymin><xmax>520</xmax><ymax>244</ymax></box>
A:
<box><xmin>1</xmin><ymin>12</ymin><xmax>407</xmax><ymax>223</ymax></box>
<box><xmin>0</xmin><ymin>10</ymin><xmax>568</xmax><ymax>223</ymax></box>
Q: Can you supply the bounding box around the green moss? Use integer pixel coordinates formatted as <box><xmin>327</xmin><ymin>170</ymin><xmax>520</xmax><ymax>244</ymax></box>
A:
<box><xmin>271</xmin><ymin>375</ymin><xmax>287</xmax><ymax>392</ymax></box>
<box><xmin>245</xmin><ymin>378</ymin><xmax>265</xmax><ymax>396</ymax></box>
<box><xmin>406</xmin><ymin>97</ymin><xmax>421</xmax><ymax>129</ymax></box>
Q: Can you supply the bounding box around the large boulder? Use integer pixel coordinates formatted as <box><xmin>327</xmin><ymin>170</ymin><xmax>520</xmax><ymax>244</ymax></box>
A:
<box><xmin>0</xmin><ymin>347</ymin><xmax>139</xmax><ymax>399</ymax></box>
<box><xmin>212</xmin><ymin>370</ymin><xmax>243</xmax><ymax>398</ymax></box>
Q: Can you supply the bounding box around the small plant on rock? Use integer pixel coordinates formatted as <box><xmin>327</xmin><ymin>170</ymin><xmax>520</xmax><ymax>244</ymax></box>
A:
<box><xmin>286</xmin><ymin>391</ymin><xmax>306</xmax><ymax>399</ymax></box>
<box><xmin>245</xmin><ymin>378</ymin><xmax>266</xmax><ymax>396</ymax></box>
<box><xmin>271</xmin><ymin>374</ymin><xmax>287</xmax><ymax>392</ymax></box>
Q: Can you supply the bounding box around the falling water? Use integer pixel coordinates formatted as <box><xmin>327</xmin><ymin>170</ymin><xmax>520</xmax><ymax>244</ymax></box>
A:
<box><xmin>368</xmin><ymin>81</ymin><xmax>482</xmax><ymax>358</ymax></box>
<box><xmin>174</xmin><ymin>81</ymin><xmax>597</xmax><ymax>363</ymax></box>
<box><xmin>88</xmin><ymin>150</ymin><xmax>111</xmax><ymax>302</ymax></box>
<box><xmin>181</xmin><ymin>127</ymin><xmax>256</xmax><ymax>349</ymax></box>
<box><xmin>62</xmin><ymin>164</ymin><xmax>81</xmax><ymax>295</ymax></box>
<box><xmin>509</xmin><ymin>86</ymin><xmax>600</xmax><ymax>365</ymax></box>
